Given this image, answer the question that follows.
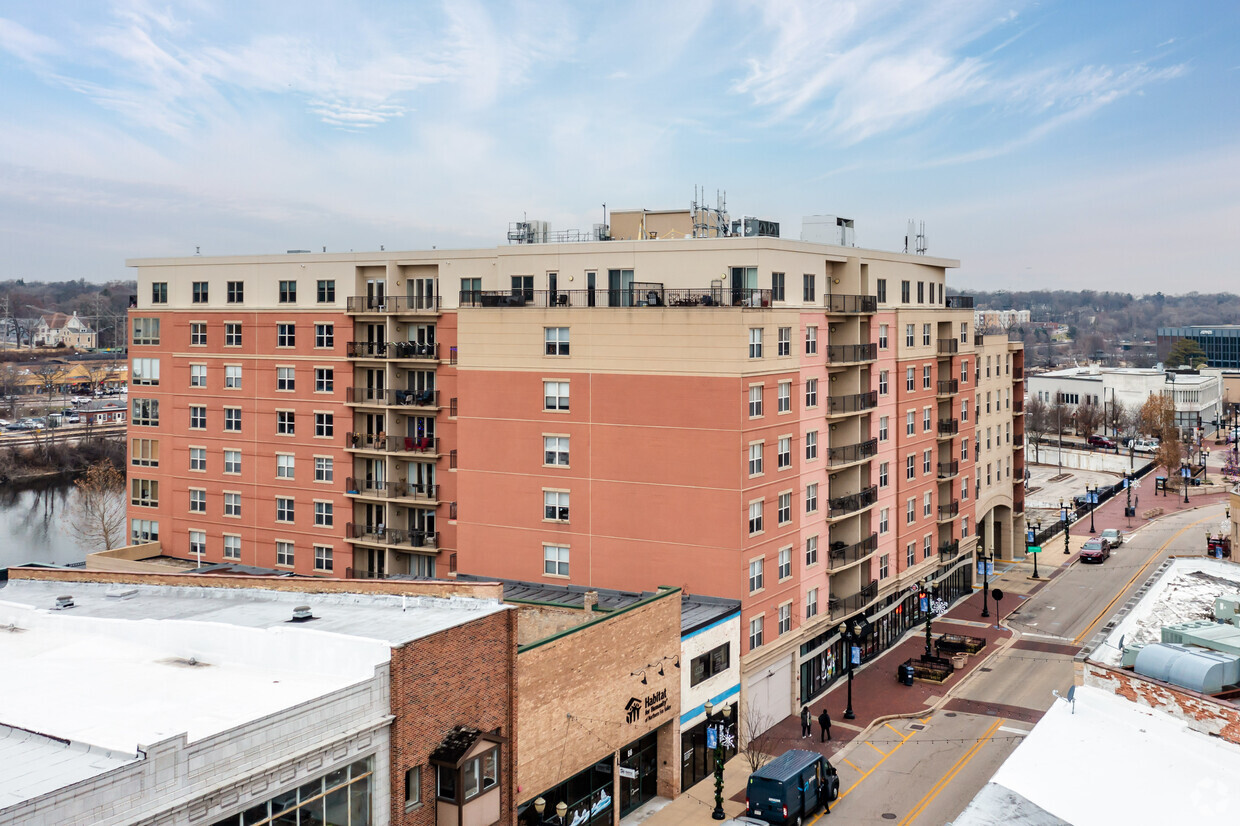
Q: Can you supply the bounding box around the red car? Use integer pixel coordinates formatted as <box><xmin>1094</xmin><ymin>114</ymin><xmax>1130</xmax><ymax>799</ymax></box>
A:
<box><xmin>1088</xmin><ymin>435</ymin><xmax>1117</xmax><ymax>449</ymax></box>
<box><xmin>1080</xmin><ymin>538</ymin><xmax>1111</xmax><ymax>563</ymax></box>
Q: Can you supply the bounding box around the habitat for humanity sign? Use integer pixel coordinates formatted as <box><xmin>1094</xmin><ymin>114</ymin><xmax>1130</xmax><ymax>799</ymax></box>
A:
<box><xmin>624</xmin><ymin>688</ymin><xmax>671</xmax><ymax>724</ymax></box>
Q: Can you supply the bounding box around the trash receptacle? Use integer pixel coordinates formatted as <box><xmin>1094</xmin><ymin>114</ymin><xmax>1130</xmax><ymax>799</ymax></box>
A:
<box><xmin>951</xmin><ymin>653</ymin><xmax>967</xmax><ymax>670</ymax></box>
<box><xmin>897</xmin><ymin>661</ymin><xmax>915</xmax><ymax>686</ymax></box>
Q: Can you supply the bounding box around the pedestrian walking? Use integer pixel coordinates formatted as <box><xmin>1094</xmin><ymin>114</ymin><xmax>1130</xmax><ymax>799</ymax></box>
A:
<box><xmin>800</xmin><ymin>705</ymin><xmax>811</xmax><ymax>738</ymax></box>
<box><xmin>818</xmin><ymin>709</ymin><xmax>831</xmax><ymax>742</ymax></box>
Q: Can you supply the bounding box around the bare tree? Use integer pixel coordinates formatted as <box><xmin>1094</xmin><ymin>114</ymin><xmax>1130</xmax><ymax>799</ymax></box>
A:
<box><xmin>1076</xmin><ymin>398</ymin><xmax>1105</xmax><ymax>438</ymax></box>
<box><xmin>740</xmin><ymin>696</ymin><xmax>777</xmax><ymax>773</ymax></box>
<box><xmin>1140</xmin><ymin>393</ymin><xmax>1183</xmax><ymax>483</ymax></box>
<box><xmin>1025</xmin><ymin>395</ymin><xmax>1049</xmax><ymax>462</ymax></box>
<box><xmin>67</xmin><ymin>460</ymin><xmax>128</xmax><ymax>551</ymax></box>
<box><xmin>29</xmin><ymin>361</ymin><xmax>64</xmax><ymax>415</ymax></box>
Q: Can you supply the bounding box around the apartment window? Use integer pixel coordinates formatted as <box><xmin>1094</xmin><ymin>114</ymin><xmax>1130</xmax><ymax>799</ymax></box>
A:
<box><xmin>277</xmin><ymin>410</ymin><xmax>295</xmax><ymax>435</ymax></box>
<box><xmin>314</xmin><ymin>501</ymin><xmax>334</xmax><ymax>527</ymax></box>
<box><xmin>748</xmin><ymin>443</ymin><xmax>763</xmax><ymax>476</ymax></box>
<box><xmin>906</xmin><ymin>498</ymin><xmax>916</xmax><ymax>524</ymax></box>
<box><xmin>277</xmin><ymin>453</ymin><xmax>295</xmax><ymax>479</ymax></box>
<box><xmin>901</xmin><ymin>280</ymin><xmax>910</xmax><ymax>303</ymax></box>
<box><xmin>544</xmin><ymin>381</ymin><xmax>570</xmax><ymax>411</ymax></box>
<box><xmin>224</xmin><ymin>365</ymin><xmax>241</xmax><ymax>389</ymax></box>
<box><xmin>314</xmin><ymin>413</ymin><xmax>334</xmax><ymax>437</ymax></box>
<box><xmin>906</xmin><ymin>455</ymin><xmax>915</xmax><ymax>480</ymax></box>
<box><xmin>806</xmin><ymin>588</ymin><xmax>819</xmax><ymax>619</ymax></box>
<box><xmin>748</xmin><ymin>501</ymin><xmax>764</xmax><ymax>535</ymax></box>
<box><xmin>190</xmin><ymin>447</ymin><xmax>206</xmax><ymax>471</ymax></box>
<box><xmin>276</xmin><ymin>497</ymin><xmax>294</xmax><ymax>523</ymax></box>
<box><xmin>545</xmin><ymin>327</ymin><xmax>570</xmax><ymax>356</ymax></box>
<box><xmin>986</xmin><ymin>427</ymin><xmax>993</xmax><ymax>449</ymax></box>
<box><xmin>879</xmin><ymin>508</ymin><xmax>890</xmax><ymax>534</ymax></box>
<box><xmin>131</xmin><ymin>317</ymin><xmax>160</xmax><ymax>345</ymax></box>
<box><xmin>876</xmin><ymin>278</ymin><xmax>887</xmax><ymax>303</ymax></box>
<box><xmin>879</xmin><ymin>371</ymin><xmax>889</xmax><ymax>395</ymax></box>
<box><xmin>315</xmin><ymin>368</ymin><xmax>334</xmax><ymax>393</ymax></box>
<box><xmin>317</xmin><ymin>279</ymin><xmax>335</xmax><ymax>303</ymax></box>
<box><xmin>189</xmin><ymin>405</ymin><xmax>206</xmax><ymax>430</ymax></box>
<box><xmin>777</xmin><ymin>436</ymin><xmax>791</xmax><ymax>470</ymax></box>
<box><xmin>923</xmin><ymin>449</ymin><xmax>932</xmax><ymax>474</ymax></box>
<box><xmin>314</xmin><ymin>545</ymin><xmax>333</xmax><ymax>571</ymax></box>
<box><xmin>923</xmin><ymin>365</ymin><xmax>932</xmax><ymax>389</ymax></box>
<box><xmin>962</xmin><ymin>439</ymin><xmax>969</xmax><ymax>461</ymax></box>
<box><xmin>224</xmin><ymin>407</ymin><xmax>241</xmax><ymax>432</ymax></box>
<box><xmin>279</xmin><ymin>280</ymin><xmax>297</xmax><ymax>303</ymax></box>
<box><xmin>277</xmin><ymin>323</ymin><xmax>296</xmax><ymax>348</ymax></box>
<box><xmin>315</xmin><ymin>323</ymin><xmax>334</xmax><ymax>348</ymax></box>
<box><xmin>961</xmin><ymin>398</ymin><xmax>969</xmax><ymax>422</ymax></box>
<box><xmin>777</xmin><ymin>493</ymin><xmax>791</xmax><ymax>525</ymax></box>
<box><xmin>805</xmin><ymin>326</ymin><xmax>818</xmax><ymax>354</ymax></box>
<box><xmin>748</xmin><ymin>558</ymin><xmax>764</xmax><ymax>592</ymax></box>
<box><xmin>224</xmin><ymin>449</ymin><xmax>241</xmax><ymax>474</ymax></box>
<box><xmin>923</xmin><ymin>407</ymin><xmax>932</xmax><ymax>432</ymax></box>
<box><xmin>544</xmin><ymin>490</ymin><xmax>570</xmax><ymax>522</ymax></box>
<box><xmin>805</xmin><ymin>431</ymin><xmax>818</xmax><ymax>460</ymax></box>
<box><xmin>190</xmin><ymin>322</ymin><xmax>206</xmax><ymax>345</ymax></box>
<box><xmin>130</xmin><ymin>438</ymin><xmax>159</xmax><ymax>467</ymax></box>
<box><xmin>906</xmin><ymin>410</ymin><xmax>915</xmax><ymax>436</ymax></box>
<box><xmin>276</xmin><ymin>542</ymin><xmax>295</xmax><ymax>567</ymax></box>
<box><xmin>778</xmin><ymin>603</ymin><xmax>792</xmax><ymax>635</ymax></box>
<box><xmin>806</xmin><ymin>483</ymin><xmax>818</xmax><ymax>513</ymax></box>
<box><xmin>922</xmin><ymin>324</ymin><xmax>931</xmax><ymax>346</ymax></box>
<box><xmin>879</xmin><ymin>324</ymin><xmax>889</xmax><ymax>349</ymax></box>
<box><xmin>223</xmin><ymin>534</ymin><xmax>240</xmax><ymax>559</ymax></box>
<box><xmin>962</xmin><ymin>516</ymin><xmax>970</xmax><ymax>537</ymax></box>
<box><xmin>191</xmin><ymin>281</ymin><xmax>208</xmax><ymax>303</ymax></box>
<box><xmin>544</xmin><ymin>545</ymin><xmax>569</xmax><ymax>577</ymax></box>
<box><xmin>190</xmin><ymin>364</ymin><xmax>206</xmax><ymax>388</ymax></box>
<box><xmin>806</xmin><ymin>535</ymin><xmax>819</xmax><ymax>566</ymax></box>
<box><xmin>803</xmin><ymin>273</ymin><xmax>816</xmax><ymax>302</ymax></box>
<box><xmin>778</xmin><ymin>547</ymin><xmax>792</xmax><ymax>579</ymax></box>
<box><xmin>771</xmin><ymin>272</ymin><xmax>785</xmax><ymax>302</ymax></box>
<box><xmin>905</xmin><ymin>324</ymin><xmax>915</xmax><ymax>347</ymax></box>
<box><xmin>923</xmin><ymin>491</ymin><xmax>932</xmax><ymax>517</ymax></box>
<box><xmin>544</xmin><ymin>435</ymin><xmax>570</xmax><ymax>466</ymax></box>
<box><xmin>276</xmin><ymin>366</ymin><xmax>295</xmax><ymax>391</ymax></box>
<box><xmin>152</xmin><ymin>282</ymin><xmax>168</xmax><ymax>304</ymax></box>
<box><xmin>907</xmin><ymin>542</ymin><xmax>916</xmax><ymax>567</ymax></box>
<box><xmin>805</xmin><ymin>378</ymin><xmax>818</xmax><ymax>408</ymax></box>
<box><xmin>189</xmin><ymin>530</ymin><xmax>205</xmax><ymax>558</ymax></box>
<box><xmin>962</xmin><ymin>476</ymin><xmax>969</xmax><ymax>501</ymax></box>
<box><xmin>226</xmin><ymin>281</ymin><xmax>244</xmax><ymax>303</ymax></box>
<box><xmin>224</xmin><ymin>492</ymin><xmax>241</xmax><ymax>517</ymax></box>
<box><xmin>961</xmin><ymin>360</ymin><xmax>969</xmax><ymax>384</ymax></box>
<box><xmin>749</xmin><ymin>616</ymin><xmax>764</xmax><ymax>650</ymax></box>
<box><xmin>188</xmin><ymin>488</ymin><xmax>205</xmax><ymax>513</ymax></box>
<box><xmin>880</xmin><ymin>554</ymin><xmax>890</xmax><ymax>579</ymax></box>
<box><xmin>906</xmin><ymin>367</ymin><xmax>915</xmax><ymax>391</ymax></box>
<box><xmin>879</xmin><ymin>461</ymin><xmax>889</xmax><ymax>488</ymax></box>
<box><xmin>130</xmin><ymin>479</ymin><xmax>158</xmax><ymax>507</ymax></box>
<box><xmin>777</xmin><ymin>381</ymin><xmax>791</xmax><ymax>413</ymax></box>
<box><xmin>924</xmin><ymin>535</ymin><xmax>933</xmax><ymax>560</ymax></box>
<box><xmin>777</xmin><ymin>327</ymin><xmax>791</xmax><ymax>356</ymax></box>
<box><xmin>690</xmin><ymin>643</ymin><xmax>731</xmax><ymax>687</ymax></box>
<box><xmin>132</xmin><ymin>358</ymin><xmax>160</xmax><ymax>386</ymax></box>
<box><xmin>986</xmin><ymin>392</ymin><xmax>992</xmax><ymax>414</ymax></box>
<box><xmin>987</xmin><ymin>462</ymin><xmax>993</xmax><ymax>485</ymax></box>
<box><xmin>917</xmin><ymin>282</ymin><xmax>925</xmax><ymax>304</ymax></box>
<box><xmin>225</xmin><ymin>323</ymin><xmax>242</xmax><ymax>347</ymax></box>
<box><xmin>749</xmin><ymin>385</ymin><xmax>763</xmax><ymax>417</ymax></box>
<box><xmin>315</xmin><ymin>456</ymin><xmax>333</xmax><ymax>481</ymax></box>
<box><xmin>879</xmin><ymin>416</ymin><xmax>889</xmax><ymax>441</ymax></box>
<box><xmin>749</xmin><ymin>328</ymin><xmax>763</xmax><ymax>359</ymax></box>
<box><xmin>961</xmin><ymin>322</ymin><xmax>968</xmax><ymax>343</ymax></box>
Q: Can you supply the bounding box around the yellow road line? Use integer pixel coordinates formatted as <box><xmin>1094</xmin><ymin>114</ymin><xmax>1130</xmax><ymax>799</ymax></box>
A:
<box><xmin>838</xmin><ymin>727</ymin><xmax>922</xmax><ymax>800</ymax></box>
<box><xmin>843</xmin><ymin>758</ymin><xmax>860</xmax><ymax>772</ymax></box>
<box><xmin>898</xmin><ymin>717</ymin><xmax>1004</xmax><ymax>826</ymax></box>
<box><xmin>885</xmin><ymin>722</ymin><xmax>909</xmax><ymax>740</ymax></box>
<box><xmin>867</xmin><ymin>740</ymin><xmax>889</xmax><ymax>757</ymax></box>
<box><xmin>1072</xmin><ymin>512</ymin><xmax>1217</xmax><ymax>646</ymax></box>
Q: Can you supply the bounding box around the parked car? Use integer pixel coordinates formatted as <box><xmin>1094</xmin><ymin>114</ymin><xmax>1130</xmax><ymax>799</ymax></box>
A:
<box><xmin>1101</xmin><ymin>529</ymin><xmax>1124</xmax><ymax>547</ymax></box>
<box><xmin>1080</xmin><ymin>538</ymin><xmax>1111</xmax><ymax>563</ymax></box>
<box><xmin>1126</xmin><ymin>438</ymin><xmax>1160</xmax><ymax>453</ymax></box>
<box><xmin>747</xmin><ymin>749</ymin><xmax>839</xmax><ymax>825</ymax></box>
<box><xmin>1088</xmin><ymin>435</ymin><xmax>1117</xmax><ymax>449</ymax></box>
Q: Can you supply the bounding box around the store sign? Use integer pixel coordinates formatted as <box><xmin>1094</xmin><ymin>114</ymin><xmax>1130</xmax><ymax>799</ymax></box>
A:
<box><xmin>624</xmin><ymin>688</ymin><xmax>671</xmax><ymax>724</ymax></box>
<box><xmin>618</xmin><ymin>767</ymin><xmax>638</xmax><ymax>779</ymax></box>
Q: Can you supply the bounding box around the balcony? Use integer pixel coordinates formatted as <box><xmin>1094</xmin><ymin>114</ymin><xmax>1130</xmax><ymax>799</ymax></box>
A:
<box><xmin>1013</xmin><ymin>366</ymin><xmax>1024</xmax><ymax>381</ymax></box>
<box><xmin>347</xmin><ymin>522</ymin><xmax>440</xmax><ymax>550</ymax></box>
<box><xmin>828</xmin><ymin>580</ymin><xmax>879</xmax><ymax>620</ymax></box>
<box><xmin>937</xmin><ymin>461</ymin><xmax>959</xmax><ymax>479</ymax></box>
<box><xmin>945</xmin><ymin>295</ymin><xmax>974</xmax><ymax>309</ymax></box>
<box><xmin>346</xmin><ymin>341</ymin><xmax>440</xmax><ymax>361</ymax></box>
<box><xmin>937</xmin><ymin>501</ymin><xmax>960</xmax><ymax>521</ymax></box>
<box><xmin>459</xmin><ymin>286</ymin><xmax>773</xmax><ymax>309</ymax></box>
<box><xmin>825</xmin><ymin>343</ymin><xmax>878</xmax><ymax>365</ymax></box>
<box><xmin>346</xmin><ymin>295</ymin><xmax>441</xmax><ymax>314</ymax></box>
<box><xmin>938</xmin><ymin>539</ymin><xmax>960</xmax><ymax>559</ymax></box>
<box><xmin>825</xmin><ymin>438</ymin><xmax>878</xmax><ymax>468</ymax></box>
<box><xmin>937</xmin><ymin>419</ymin><xmax>959</xmax><ymax>437</ymax></box>
<box><xmin>345</xmin><ymin>477</ymin><xmax>391</xmax><ymax>498</ymax></box>
<box><xmin>828</xmin><ymin>486</ymin><xmax>878</xmax><ymax>519</ymax></box>
<box><xmin>936</xmin><ymin>379</ymin><xmax>959</xmax><ymax>397</ymax></box>
<box><xmin>827</xmin><ymin>533</ymin><xmax>879</xmax><ymax>570</ymax></box>
<box><xmin>346</xmin><ymin>387</ymin><xmax>440</xmax><ymax>410</ymax></box>
<box><xmin>825</xmin><ymin>294</ymin><xmax>878</xmax><ymax>314</ymax></box>
<box><xmin>826</xmin><ymin>391</ymin><xmax>878</xmax><ymax>416</ymax></box>
<box><xmin>1013</xmin><ymin>398</ymin><xmax>1024</xmax><ymax>415</ymax></box>
<box><xmin>937</xmin><ymin>339</ymin><xmax>959</xmax><ymax>356</ymax></box>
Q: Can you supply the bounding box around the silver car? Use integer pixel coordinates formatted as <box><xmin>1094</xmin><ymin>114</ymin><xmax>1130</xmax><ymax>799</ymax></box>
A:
<box><xmin>1101</xmin><ymin>529</ymin><xmax>1123</xmax><ymax>548</ymax></box>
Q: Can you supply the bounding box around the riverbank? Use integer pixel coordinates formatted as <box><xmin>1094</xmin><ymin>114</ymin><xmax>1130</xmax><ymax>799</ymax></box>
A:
<box><xmin>0</xmin><ymin>436</ymin><xmax>123</xmax><ymax>486</ymax></box>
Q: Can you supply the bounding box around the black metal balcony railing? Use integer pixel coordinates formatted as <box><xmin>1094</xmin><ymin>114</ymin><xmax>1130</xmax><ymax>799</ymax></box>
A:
<box><xmin>938</xmin><ymin>539</ymin><xmax>960</xmax><ymax>558</ymax></box>
<box><xmin>937</xmin><ymin>501</ymin><xmax>961</xmax><ymax>520</ymax></box>
<box><xmin>344</xmin><ymin>433</ymin><xmax>439</xmax><ymax>453</ymax></box>
<box><xmin>825</xmin><ymin>343</ymin><xmax>878</xmax><ymax>365</ymax></box>
<box><xmin>828</xmin><ymin>485</ymin><xmax>879</xmax><ymax>518</ymax></box>
<box><xmin>347</xmin><ymin>295</ymin><xmax>442</xmax><ymax>313</ymax></box>
<box><xmin>828</xmin><ymin>533</ymin><xmax>879</xmax><ymax>568</ymax></box>
<box><xmin>937</xmin><ymin>338</ymin><xmax>959</xmax><ymax>355</ymax></box>
<box><xmin>396</xmin><ymin>483</ymin><xmax>439</xmax><ymax>501</ymax></box>
<box><xmin>346</xmin><ymin>387</ymin><xmax>440</xmax><ymax>408</ymax></box>
<box><xmin>346</xmin><ymin>341</ymin><xmax>440</xmax><ymax>361</ymax></box>
<box><xmin>1013</xmin><ymin>398</ymin><xmax>1024</xmax><ymax>414</ymax></box>
<box><xmin>828</xmin><ymin>580</ymin><xmax>879</xmax><ymax>619</ymax></box>
<box><xmin>826</xmin><ymin>391</ymin><xmax>879</xmax><ymax>415</ymax></box>
<box><xmin>937</xmin><ymin>419</ymin><xmax>959</xmax><ymax>436</ymax></box>
<box><xmin>459</xmin><ymin>287</ymin><xmax>773</xmax><ymax>309</ymax></box>
<box><xmin>937</xmin><ymin>461</ymin><xmax>960</xmax><ymax>478</ymax></box>
<box><xmin>825</xmin><ymin>294</ymin><xmax>878</xmax><ymax>314</ymax></box>
<box><xmin>345</xmin><ymin>432</ymin><xmax>387</xmax><ymax>451</ymax></box>
<box><xmin>344</xmin><ymin>479</ymin><xmax>439</xmax><ymax>501</ymax></box>
<box><xmin>936</xmin><ymin>379</ymin><xmax>959</xmax><ymax>396</ymax></box>
<box><xmin>945</xmin><ymin>295</ymin><xmax>974</xmax><ymax>309</ymax></box>
<box><xmin>826</xmin><ymin>438</ymin><xmax>879</xmax><ymax>467</ymax></box>
<box><xmin>345</xmin><ymin>477</ymin><xmax>390</xmax><ymax>497</ymax></box>
<box><xmin>346</xmin><ymin>522</ymin><xmax>439</xmax><ymax>549</ymax></box>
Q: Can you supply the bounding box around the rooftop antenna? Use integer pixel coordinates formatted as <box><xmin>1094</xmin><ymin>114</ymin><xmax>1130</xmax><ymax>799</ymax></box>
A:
<box><xmin>195</xmin><ymin>246</ymin><xmax>200</xmax><ymax>256</ymax></box>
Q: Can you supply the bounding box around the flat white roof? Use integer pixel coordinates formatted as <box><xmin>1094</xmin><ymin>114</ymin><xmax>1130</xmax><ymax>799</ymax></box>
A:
<box><xmin>0</xmin><ymin>725</ymin><xmax>136</xmax><ymax>811</ymax></box>
<box><xmin>954</xmin><ymin>685</ymin><xmax>1240</xmax><ymax>825</ymax></box>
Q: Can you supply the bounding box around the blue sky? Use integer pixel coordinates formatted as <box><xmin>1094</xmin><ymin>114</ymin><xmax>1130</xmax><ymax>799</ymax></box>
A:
<box><xmin>0</xmin><ymin>0</ymin><xmax>1236</xmax><ymax>293</ymax></box>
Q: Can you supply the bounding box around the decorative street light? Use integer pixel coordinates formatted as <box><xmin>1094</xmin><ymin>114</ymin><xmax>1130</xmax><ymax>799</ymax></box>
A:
<box><xmin>1181</xmin><ymin>458</ymin><xmax>1191</xmax><ymax>504</ymax></box>
<box><xmin>978</xmin><ymin>534</ymin><xmax>993</xmax><ymax>618</ymax></box>
<box><xmin>1087</xmin><ymin>484</ymin><xmax>1099</xmax><ymax>533</ymax></box>
<box><xmin>838</xmin><ymin>618</ymin><xmax>868</xmax><ymax>720</ymax></box>
<box><xmin>1061</xmin><ymin>498</ymin><xmax>1071</xmax><ymax>555</ymax></box>
<box><xmin>1202</xmin><ymin>449</ymin><xmax>1210</xmax><ymax>484</ymax></box>
<box><xmin>1028</xmin><ymin>521</ymin><xmax>1042</xmax><ymax>580</ymax></box>
<box><xmin>704</xmin><ymin>700</ymin><xmax>733</xmax><ymax>820</ymax></box>
<box><xmin>917</xmin><ymin>578</ymin><xmax>939</xmax><ymax>658</ymax></box>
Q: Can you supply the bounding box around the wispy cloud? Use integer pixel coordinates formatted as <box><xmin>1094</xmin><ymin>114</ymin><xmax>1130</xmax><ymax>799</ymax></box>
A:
<box><xmin>0</xmin><ymin>17</ymin><xmax>60</xmax><ymax>64</ymax></box>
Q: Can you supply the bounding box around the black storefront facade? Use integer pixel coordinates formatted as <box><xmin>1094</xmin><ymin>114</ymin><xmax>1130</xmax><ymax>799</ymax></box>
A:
<box><xmin>799</xmin><ymin>556</ymin><xmax>972</xmax><ymax>705</ymax></box>
<box><xmin>678</xmin><ymin>701</ymin><xmax>738</xmax><ymax>792</ymax></box>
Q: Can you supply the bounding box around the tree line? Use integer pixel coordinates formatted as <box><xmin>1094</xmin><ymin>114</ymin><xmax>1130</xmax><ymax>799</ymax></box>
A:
<box><xmin>0</xmin><ymin>278</ymin><xmax>136</xmax><ymax>350</ymax></box>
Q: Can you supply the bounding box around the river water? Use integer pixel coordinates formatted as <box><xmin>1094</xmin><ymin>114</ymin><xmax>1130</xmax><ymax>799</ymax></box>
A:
<box><xmin>0</xmin><ymin>476</ymin><xmax>89</xmax><ymax>569</ymax></box>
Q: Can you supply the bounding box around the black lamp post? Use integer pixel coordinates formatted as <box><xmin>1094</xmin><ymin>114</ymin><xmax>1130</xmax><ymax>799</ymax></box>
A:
<box><xmin>1202</xmin><ymin>449</ymin><xmax>1210</xmax><ymax>484</ymax></box>
<box><xmin>839</xmin><ymin>618</ymin><xmax>867</xmax><ymax>720</ymax></box>
<box><xmin>1182</xmin><ymin>458</ymin><xmax>1191</xmax><ymax>504</ymax></box>
<box><xmin>1061</xmin><ymin>499</ymin><xmax>1071</xmax><ymax>554</ymax></box>
<box><xmin>704</xmin><ymin>700</ymin><xmax>732</xmax><ymax>820</ymax></box>
<box><xmin>917</xmin><ymin>578</ymin><xmax>938</xmax><ymax>657</ymax></box>
<box><xmin>978</xmin><ymin>534</ymin><xmax>992</xmax><ymax>618</ymax></box>
<box><xmin>1088</xmin><ymin>485</ymin><xmax>1099</xmax><ymax>533</ymax></box>
<box><xmin>1029</xmin><ymin>521</ymin><xmax>1042</xmax><ymax>580</ymax></box>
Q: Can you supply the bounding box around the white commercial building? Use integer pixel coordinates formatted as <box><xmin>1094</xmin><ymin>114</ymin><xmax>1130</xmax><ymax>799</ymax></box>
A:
<box><xmin>1026</xmin><ymin>365</ymin><xmax>1222</xmax><ymax>436</ymax></box>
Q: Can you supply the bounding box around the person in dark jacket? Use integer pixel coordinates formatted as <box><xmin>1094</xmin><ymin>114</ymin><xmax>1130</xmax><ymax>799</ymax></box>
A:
<box><xmin>800</xmin><ymin>705</ymin><xmax>812</xmax><ymax>738</ymax></box>
<box><xmin>819</xmin><ymin>709</ymin><xmax>832</xmax><ymax>742</ymax></box>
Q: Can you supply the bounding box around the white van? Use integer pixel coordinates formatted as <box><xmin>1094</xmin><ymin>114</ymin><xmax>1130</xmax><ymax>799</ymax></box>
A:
<box><xmin>1126</xmin><ymin>438</ymin><xmax>1160</xmax><ymax>454</ymax></box>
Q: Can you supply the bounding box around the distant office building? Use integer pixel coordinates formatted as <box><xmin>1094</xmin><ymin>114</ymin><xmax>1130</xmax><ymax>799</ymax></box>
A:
<box><xmin>973</xmin><ymin>309</ymin><xmax>1030</xmax><ymax>331</ymax></box>
<box><xmin>1026</xmin><ymin>365</ymin><xmax>1222</xmax><ymax>436</ymax></box>
<box><xmin>1158</xmin><ymin>325</ymin><xmax>1240</xmax><ymax>369</ymax></box>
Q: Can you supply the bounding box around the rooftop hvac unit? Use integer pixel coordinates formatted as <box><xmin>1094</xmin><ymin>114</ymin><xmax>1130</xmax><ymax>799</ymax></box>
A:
<box><xmin>800</xmin><ymin>215</ymin><xmax>855</xmax><ymax>246</ymax></box>
<box><xmin>1134</xmin><ymin>643</ymin><xmax>1240</xmax><ymax>695</ymax></box>
<box><xmin>1216</xmin><ymin>594</ymin><xmax>1240</xmax><ymax>625</ymax></box>
<box><xmin>731</xmin><ymin>217</ymin><xmax>780</xmax><ymax>238</ymax></box>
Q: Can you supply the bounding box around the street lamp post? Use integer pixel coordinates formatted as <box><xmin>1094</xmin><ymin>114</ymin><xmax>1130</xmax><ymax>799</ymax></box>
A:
<box><xmin>1061</xmin><ymin>498</ymin><xmax>1071</xmax><ymax>555</ymax></box>
<box><xmin>978</xmin><ymin>536</ymin><xmax>992</xmax><ymax>618</ymax></box>
<box><xmin>704</xmin><ymin>700</ymin><xmax>732</xmax><ymax>820</ymax></box>
<box><xmin>1202</xmin><ymin>449</ymin><xmax>1210</xmax><ymax>484</ymax></box>
<box><xmin>1182</xmin><ymin>458</ymin><xmax>1191</xmax><ymax>504</ymax></box>
<box><xmin>1088</xmin><ymin>485</ymin><xmax>1099</xmax><ymax>534</ymax></box>
<box><xmin>917</xmin><ymin>578</ymin><xmax>938</xmax><ymax>658</ymax></box>
<box><xmin>1029</xmin><ymin>521</ymin><xmax>1042</xmax><ymax>580</ymax></box>
<box><xmin>839</xmin><ymin>619</ymin><xmax>867</xmax><ymax>720</ymax></box>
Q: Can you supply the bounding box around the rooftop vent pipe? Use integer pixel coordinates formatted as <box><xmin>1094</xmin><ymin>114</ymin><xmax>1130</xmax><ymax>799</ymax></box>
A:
<box><xmin>54</xmin><ymin>595</ymin><xmax>74</xmax><ymax>610</ymax></box>
<box><xmin>291</xmin><ymin>605</ymin><xmax>314</xmax><ymax>622</ymax></box>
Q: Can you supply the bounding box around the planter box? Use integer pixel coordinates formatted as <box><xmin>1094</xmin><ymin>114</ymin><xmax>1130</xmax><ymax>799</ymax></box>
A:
<box><xmin>935</xmin><ymin>633</ymin><xmax>986</xmax><ymax>656</ymax></box>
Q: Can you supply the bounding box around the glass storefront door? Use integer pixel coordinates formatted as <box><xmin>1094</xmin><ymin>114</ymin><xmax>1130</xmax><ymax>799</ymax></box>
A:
<box><xmin>618</xmin><ymin>732</ymin><xmax>658</xmax><ymax>817</ymax></box>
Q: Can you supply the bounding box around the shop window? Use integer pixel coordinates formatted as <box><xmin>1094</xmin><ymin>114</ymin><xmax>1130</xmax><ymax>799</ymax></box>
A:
<box><xmin>690</xmin><ymin>643</ymin><xmax>730</xmax><ymax>686</ymax></box>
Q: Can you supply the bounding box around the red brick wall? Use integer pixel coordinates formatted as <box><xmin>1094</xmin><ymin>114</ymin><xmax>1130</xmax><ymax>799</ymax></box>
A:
<box><xmin>1083</xmin><ymin>662</ymin><xmax>1240</xmax><ymax>745</ymax></box>
<box><xmin>390</xmin><ymin>608</ymin><xmax>518</xmax><ymax>825</ymax></box>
